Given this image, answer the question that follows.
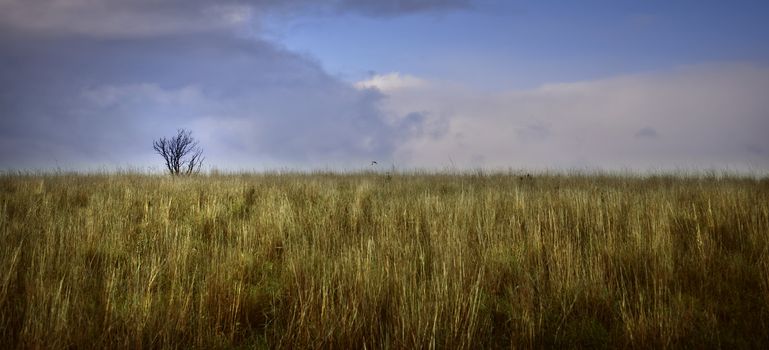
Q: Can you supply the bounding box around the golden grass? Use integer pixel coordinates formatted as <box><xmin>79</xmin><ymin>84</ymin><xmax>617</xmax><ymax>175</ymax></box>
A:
<box><xmin>1</xmin><ymin>171</ymin><xmax>768</xmax><ymax>348</ymax></box>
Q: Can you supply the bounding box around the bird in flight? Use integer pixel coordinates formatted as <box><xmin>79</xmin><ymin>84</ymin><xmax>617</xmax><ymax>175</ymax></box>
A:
<box><xmin>371</xmin><ymin>161</ymin><xmax>378</xmax><ymax>166</ymax></box>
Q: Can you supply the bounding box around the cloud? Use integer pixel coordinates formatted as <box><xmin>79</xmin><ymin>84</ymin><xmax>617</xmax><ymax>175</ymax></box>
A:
<box><xmin>0</xmin><ymin>33</ymin><xmax>427</xmax><ymax>170</ymax></box>
<box><xmin>367</xmin><ymin>64</ymin><xmax>769</xmax><ymax>172</ymax></box>
<box><xmin>333</xmin><ymin>0</ymin><xmax>470</xmax><ymax>17</ymax></box>
<box><xmin>517</xmin><ymin>122</ymin><xmax>551</xmax><ymax>142</ymax></box>
<box><xmin>0</xmin><ymin>0</ymin><xmax>470</xmax><ymax>37</ymax></box>
<box><xmin>0</xmin><ymin>1</ymin><xmax>251</xmax><ymax>37</ymax></box>
<box><xmin>0</xmin><ymin>0</ymin><xmax>464</xmax><ymax>171</ymax></box>
<box><xmin>746</xmin><ymin>144</ymin><xmax>765</xmax><ymax>156</ymax></box>
<box><xmin>634</xmin><ymin>127</ymin><xmax>659</xmax><ymax>139</ymax></box>
<box><xmin>355</xmin><ymin>73</ymin><xmax>428</xmax><ymax>92</ymax></box>
<box><xmin>1</xmin><ymin>1</ymin><xmax>766</xmax><ymax>173</ymax></box>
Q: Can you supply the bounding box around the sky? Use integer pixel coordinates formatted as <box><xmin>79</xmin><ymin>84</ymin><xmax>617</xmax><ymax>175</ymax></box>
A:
<box><xmin>1</xmin><ymin>0</ymin><xmax>768</xmax><ymax>173</ymax></box>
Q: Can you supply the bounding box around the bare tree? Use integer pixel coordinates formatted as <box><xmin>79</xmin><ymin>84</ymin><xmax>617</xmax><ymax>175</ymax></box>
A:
<box><xmin>153</xmin><ymin>129</ymin><xmax>204</xmax><ymax>175</ymax></box>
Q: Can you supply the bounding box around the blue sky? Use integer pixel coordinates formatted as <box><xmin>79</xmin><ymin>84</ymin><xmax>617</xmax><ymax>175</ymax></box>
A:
<box><xmin>1</xmin><ymin>0</ymin><xmax>768</xmax><ymax>172</ymax></box>
<box><xmin>268</xmin><ymin>0</ymin><xmax>769</xmax><ymax>88</ymax></box>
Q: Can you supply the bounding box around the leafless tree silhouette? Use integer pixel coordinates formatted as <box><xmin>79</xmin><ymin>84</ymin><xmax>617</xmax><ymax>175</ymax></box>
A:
<box><xmin>153</xmin><ymin>129</ymin><xmax>204</xmax><ymax>175</ymax></box>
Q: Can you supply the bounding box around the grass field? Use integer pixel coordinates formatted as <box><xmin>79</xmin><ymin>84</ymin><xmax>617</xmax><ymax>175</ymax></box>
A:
<box><xmin>1</xmin><ymin>171</ymin><xmax>768</xmax><ymax>349</ymax></box>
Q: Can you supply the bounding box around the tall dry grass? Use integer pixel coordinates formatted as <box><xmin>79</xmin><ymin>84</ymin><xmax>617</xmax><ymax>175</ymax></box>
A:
<box><xmin>1</xmin><ymin>171</ymin><xmax>768</xmax><ymax>348</ymax></box>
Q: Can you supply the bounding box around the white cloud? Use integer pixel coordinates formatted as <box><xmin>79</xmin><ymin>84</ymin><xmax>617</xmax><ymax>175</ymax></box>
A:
<box><xmin>377</xmin><ymin>63</ymin><xmax>769</xmax><ymax>172</ymax></box>
<box><xmin>355</xmin><ymin>73</ymin><xmax>428</xmax><ymax>92</ymax></box>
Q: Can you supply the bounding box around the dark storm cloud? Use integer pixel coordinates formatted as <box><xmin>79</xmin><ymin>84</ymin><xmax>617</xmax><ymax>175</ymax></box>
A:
<box><xmin>746</xmin><ymin>144</ymin><xmax>766</xmax><ymax>156</ymax></box>
<box><xmin>0</xmin><ymin>0</ymin><xmax>465</xmax><ymax>169</ymax></box>
<box><xmin>0</xmin><ymin>32</ymin><xmax>419</xmax><ymax>169</ymax></box>
<box><xmin>0</xmin><ymin>0</ymin><xmax>470</xmax><ymax>37</ymax></box>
